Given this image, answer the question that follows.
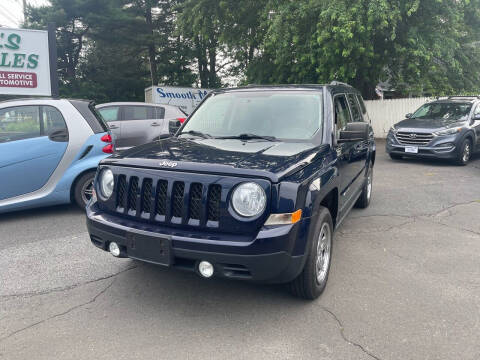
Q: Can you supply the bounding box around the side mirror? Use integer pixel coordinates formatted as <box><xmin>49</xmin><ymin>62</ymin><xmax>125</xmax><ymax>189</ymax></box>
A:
<box><xmin>158</xmin><ymin>133</ymin><xmax>171</xmax><ymax>139</ymax></box>
<box><xmin>473</xmin><ymin>114</ymin><xmax>480</xmax><ymax>121</ymax></box>
<box><xmin>338</xmin><ymin>122</ymin><xmax>369</xmax><ymax>143</ymax></box>
<box><xmin>406</xmin><ymin>113</ymin><xmax>413</xmax><ymax>118</ymax></box>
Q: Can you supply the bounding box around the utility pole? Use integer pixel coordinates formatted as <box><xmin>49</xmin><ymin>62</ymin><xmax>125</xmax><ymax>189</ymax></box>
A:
<box><xmin>23</xmin><ymin>0</ymin><xmax>27</xmax><ymax>23</ymax></box>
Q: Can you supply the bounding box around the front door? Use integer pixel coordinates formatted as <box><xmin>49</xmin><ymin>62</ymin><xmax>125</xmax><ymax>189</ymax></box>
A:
<box><xmin>0</xmin><ymin>105</ymin><xmax>69</xmax><ymax>200</ymax></box>
<box><xmin>472</xmin><ymin>104</ymin><xmax>480</xmax><ymax>150</ymax></box>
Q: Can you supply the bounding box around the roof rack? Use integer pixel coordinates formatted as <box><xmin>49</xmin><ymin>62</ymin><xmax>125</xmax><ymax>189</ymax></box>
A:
<box><xmin>330</xmin><ymin>81</ymin><xmax>352</xmax><ymax>87</ymax></box>
<box><xmin>446</xmin><ymin>95</ymin><xmax>480</xmax><ymax>100</ymax></box>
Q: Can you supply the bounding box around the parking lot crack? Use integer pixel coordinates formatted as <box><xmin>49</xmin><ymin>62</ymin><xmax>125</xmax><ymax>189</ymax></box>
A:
<box><xmin>0</xmin><ymin>265</ymin><xmax>137</xmax><ymax>300</ymax></box>
<box><xmin>0</xmin><ymin>279</ymin><xmax>116</xmax><ymax>343</ymax></box>
<box><xmin>321</xmin><ymin>306</ymin><xmax>382</xmax><ymax>360</ymax></box>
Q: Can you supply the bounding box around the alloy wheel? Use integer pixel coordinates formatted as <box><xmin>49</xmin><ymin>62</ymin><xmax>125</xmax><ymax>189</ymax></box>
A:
<box><xmin>315</xmin><ymin>223</ymin><xmax>332</xmax><ymax>284</ymax></box>
<box><xmin>81</xmin><ymin>180</ymin><xmax>94</xmax><ymax>205</ymax></box>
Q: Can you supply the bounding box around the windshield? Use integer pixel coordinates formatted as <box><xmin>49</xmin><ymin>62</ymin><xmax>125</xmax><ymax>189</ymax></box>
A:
<box><xmin>412</xmin><ymin>102</ymin><xmax>472</xmax><ymax>121</ymax></box>
<box><xmin>179</xmin><ymin>91</ymin><xmax>322</xmax><ymax>141</ymax></box>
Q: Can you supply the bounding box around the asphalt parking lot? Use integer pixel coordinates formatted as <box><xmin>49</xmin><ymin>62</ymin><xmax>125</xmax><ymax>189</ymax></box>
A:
<box><xmin>1</xmin><ymin>141</ymin><xmax>479</xmax><ymax>360</ymax></box>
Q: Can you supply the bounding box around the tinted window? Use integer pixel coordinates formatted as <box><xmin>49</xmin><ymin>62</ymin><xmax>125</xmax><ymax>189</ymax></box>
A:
<box><xmin>334</xmin><ymin>95</ymin><xmax>351</xmax><ymax>136</ymax></box>
<box><xmin>413</xmin><ymin>102</ymin><xmax>472</xmax><ymax>121</ymax></box>
<box><xmin>43</xmin><ymin>106</ymin><xmax>67</xmax><ymax>134</ymax></box>
<box><xmin>153</xmin><ymin>106</ymin><xmax>165</xmax><ymax>119</ymax></box>
<box><xmin>124</xmin><ymin>106</ymin><xmax>153</xmax><ymax>120</ymax></box>
<box><xmin>0</xmin><ymin>105</ymin><xmax>41</xmax><ymax>143</ymax></box>
<box><xmin>181</xmin><ymin>91</ymin><xmax>322</xmax><ymax>141</ymax></box>
<box><xmin>98</xmin><ymin>106</ymin><xmax>120</xmax><ymax>122</ymax></box>
<box><xmin>347</xmin><ymin>94</ymin><xmax>363</xmax><ymax>122</ymax></box>
<box><xmin>356</xmin><ymin>94</ymin><xmax>367</xmax><ymax>114</ymax></box>
<box><xmin>69</xmin><ymin>100</ymin><xmax>108</xmax><ymax>133</ymax></box>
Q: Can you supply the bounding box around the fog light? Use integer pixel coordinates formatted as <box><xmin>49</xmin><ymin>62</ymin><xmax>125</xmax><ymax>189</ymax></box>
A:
<box><xmin>109</xmin><ymin>242</ymin><xmax>121</xmax><ymax>257</ymax></box>
<box><xmin>198</xmin><ymin>261</ymin><xmax>214</xmax><ymax>278</ymax></box>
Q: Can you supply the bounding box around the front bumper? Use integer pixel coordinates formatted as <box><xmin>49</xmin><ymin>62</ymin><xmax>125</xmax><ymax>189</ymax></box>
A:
<box><xmin>386</xmin><ymin>132</ymin><xmax>460</xmax><ymax>159</ymax></box>
<box><xmin>86</xmin><ymin>203</ymin><xmax>309</xmax><ymax>284</ymax></box>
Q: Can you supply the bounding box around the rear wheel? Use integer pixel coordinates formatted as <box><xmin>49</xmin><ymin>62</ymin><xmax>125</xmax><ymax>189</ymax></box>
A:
<box><xmin>288</xmin><ymin>207</ymin><xmax>333</xmax><ymax>300</ymax></box>
<box><xmin>455</xmin><ymin>138</ymin><xmax>472</xmax><ymax>166</ymax></box>
<box><xmin>355</xmin><ymin>167</ymin><xmax>373</xmax><ymax>209</ymax></box>
<box><xmin>73</xmin><ymin>171</ymin><xmax>96</xmax><ymax>209</ymax></box>
<box><xmin>389</xmin><ymin>153</ymin><xmax>403</xmax><ymax>160</ymax></box>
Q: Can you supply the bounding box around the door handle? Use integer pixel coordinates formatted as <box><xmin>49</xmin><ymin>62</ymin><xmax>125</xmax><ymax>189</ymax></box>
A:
<box><xmin>48</xmin><ymin>129</ymin><xmax>69</xmax><ymax>142</ymax></box>
<box><xmin>151</xmin><ymin>122</ymin><xmax>161</xmax><ymax>127</ymax></box>
<box><xmin>109</xmin><ymin>124</ymin><xmax>119</xmax><ymax>129</ymax></box>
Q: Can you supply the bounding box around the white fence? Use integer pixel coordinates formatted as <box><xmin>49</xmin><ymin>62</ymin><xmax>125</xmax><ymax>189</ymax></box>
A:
<box><xmin>365</xmin><ymin>97</ymin><xmax>431</xmax><ymax>138</ymax></box>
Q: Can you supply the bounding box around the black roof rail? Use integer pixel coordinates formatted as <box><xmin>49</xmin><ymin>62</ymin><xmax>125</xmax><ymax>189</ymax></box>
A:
<box><xmin>330</xmin><ymin>80</ymin><xmax>352</xmax><ymax>87</ymax></box>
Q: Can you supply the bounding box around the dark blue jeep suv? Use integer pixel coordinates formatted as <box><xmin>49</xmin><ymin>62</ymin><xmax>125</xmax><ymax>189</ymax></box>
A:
<box><xmin>86</xmin><ymin>83</ymin><xmax>375</xmax><ymax>299</ymax></box>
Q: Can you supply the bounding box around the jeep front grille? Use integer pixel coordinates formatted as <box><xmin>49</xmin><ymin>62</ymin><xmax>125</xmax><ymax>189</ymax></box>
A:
<box><xmin>207</xmin><ymin>184</ymin><xmax>221</xmax><ymax>221</ymax></box>
<box><xmin>189</xmin><ymin>183</ymin><xmax>203</xmax><ymax>220</ymax></box>
<box><xmin>114</xmin><ymin>174</ymin><xmax>222</xmax><ymax>227</ymax></box>
<box><xmin>396</xmin><ymin>131</ymin><xmax>434</xmax><ymax>146</ymax></box>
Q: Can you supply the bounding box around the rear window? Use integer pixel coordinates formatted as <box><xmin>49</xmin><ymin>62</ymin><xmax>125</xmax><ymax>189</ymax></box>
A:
<box><xmin>69</xmin><ymin>100</ymin><xmax>108</xmax><ymax>133</ymax></box>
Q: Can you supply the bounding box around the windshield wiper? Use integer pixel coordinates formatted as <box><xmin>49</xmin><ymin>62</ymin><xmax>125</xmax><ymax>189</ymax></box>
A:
<box><xmin>178</xmin><ymin>130</ymin><xmax>213</xmax><ymax>139</ymax></box>
<box><xmin>216</xmin><ymin>133</ymin><xmax>277</xmax><ymax>142</ymax></box>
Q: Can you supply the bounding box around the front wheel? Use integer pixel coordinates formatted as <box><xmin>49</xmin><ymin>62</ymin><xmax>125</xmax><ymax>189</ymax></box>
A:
<box><xmin>455</xmin><ymin>138</ymin><xmax>472</xmax><ymax>166</ymax></box>
<box><xmin>288</xmin><ymin>207</ymin><xmax>333</xmax><ymax>300</ymax></box>
<box><xmin>73</xmin><ymin>171</ymin><xmax>96</xmax><ymax>209</ymax></box>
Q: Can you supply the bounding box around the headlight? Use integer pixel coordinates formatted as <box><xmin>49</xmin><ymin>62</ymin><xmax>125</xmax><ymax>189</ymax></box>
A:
<box><xmin>231</xmin><ymin>182</ymin><xmax>266</xmax><ymax>217</ymax></box>
<box><xmin>99</xmin><ymin>168</ymin><xmax>114</xmax><ymax>199</ymax></box>
<box><xmin>434</xmin><ymin>127</ymin><xmax>462</xmax><ymax>136</ymax></box>
<box><xmin>389</xmin><ymin>126</ymin><xmax>397</xmax><ymax>134</ymax></box>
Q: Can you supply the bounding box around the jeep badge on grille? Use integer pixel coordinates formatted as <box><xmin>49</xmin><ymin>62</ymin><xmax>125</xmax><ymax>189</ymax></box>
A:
<box><xmin>159</xmin><ymin>160</ymin><xmax>178</xmax><ymax>168</ymax></box>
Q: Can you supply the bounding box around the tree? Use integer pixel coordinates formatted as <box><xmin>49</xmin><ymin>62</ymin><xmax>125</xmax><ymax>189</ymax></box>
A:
<box><xmin>246</xmin><ymin>0</ymin><xmax>480</xmax><ymax>98</ymax></box>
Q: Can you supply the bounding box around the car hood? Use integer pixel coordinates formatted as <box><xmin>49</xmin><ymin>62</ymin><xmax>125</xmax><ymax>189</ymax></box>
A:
<box><xmin>103</xmin><ymin>137</ymin><xmax>329</xmax><ymax>183</ymax></box>
<box><xmin>395</xmin><ymin>118</ymin><xmax>466</xmax><ymax>132</ymax></box>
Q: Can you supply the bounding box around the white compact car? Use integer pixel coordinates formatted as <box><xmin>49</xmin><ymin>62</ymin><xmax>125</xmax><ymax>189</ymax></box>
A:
<box><xmin>96</xmin><ymin>102</ymin><xmax>187</xmax><ymax>150</ymax></box>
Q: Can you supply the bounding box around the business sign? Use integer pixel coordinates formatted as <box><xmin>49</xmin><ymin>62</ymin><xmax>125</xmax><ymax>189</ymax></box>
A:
<box><xmin>147</xmin><ymin>86</ymin><xmax>211</xmax><ymax>114</ymax></box>
<box><xmin>0</xmin><ymin>28</ymin><xmax>52</xmax><ymax>96</ymax></box>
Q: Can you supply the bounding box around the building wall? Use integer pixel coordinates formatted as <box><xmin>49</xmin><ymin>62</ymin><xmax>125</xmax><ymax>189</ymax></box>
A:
<box><xmin>365</xmin><ymin>98</ymin><xmax>431</xmax><ymax>138</ymax></box>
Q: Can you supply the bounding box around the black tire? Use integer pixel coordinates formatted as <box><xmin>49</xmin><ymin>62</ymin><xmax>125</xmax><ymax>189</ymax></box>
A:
<box><xmin>288</xmin><ymin>206</ymin><xmax>333</xmax><ymax>300</ymax></box>
<box><xmin>455</xmin><ymin>138</ymin><xmax>472</xmax><ymax>166</ymax></box>
<box><xmin>355</xmin><ymin>167</ymin><xmax>373</xmax><ymax>209</ymax></box>
<box><xmin>73</xmin><ymin>171</ymin><xmax>96</xmax><ymax>209</ymax></box>
<box><xmin>389</xmin><ymin>153</ymin><xmax>403</xmax><ymax>160</ymax></box>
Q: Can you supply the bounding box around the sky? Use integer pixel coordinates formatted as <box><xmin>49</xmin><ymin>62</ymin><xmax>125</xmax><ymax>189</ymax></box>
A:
<box><xmin>0</xmin><ymin>0</ymin><xmax>49</xmax><ymax>28</ymax></box>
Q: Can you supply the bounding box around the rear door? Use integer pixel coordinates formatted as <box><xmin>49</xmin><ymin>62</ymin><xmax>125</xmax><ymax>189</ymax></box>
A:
<box><xmin>120</xmin><ymin>105</ymin><xmax>161</xmax><ymax>148</ymax></box>
<box><xmin>346</xmin><ymin>93</ymin><xmax>369</xmax><ymax>187</ymax></box>
<box><xmin>0</xmin><ymin>105</ymin><xmax>68</xmax><ymax>200</ymax></box>
<box><xmin>97</xmin><ymin>106</ymin><xmax>121</xmax><ymax>145</ymax></box>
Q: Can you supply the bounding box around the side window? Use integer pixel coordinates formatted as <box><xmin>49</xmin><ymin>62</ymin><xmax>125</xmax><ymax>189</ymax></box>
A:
<box><xmin>43</xmin><ymin>106</ymin><xmax>67</xmax><ymax>134</ymax></box>
<box><xmin>123</xmin><ymin>106</ymin><xmax>153</xmax><ymax>120</ymax></box>
<box><xmin>98</xmin><ymin>106</ymin><xmax>120</xmax><ymax>122</ymax></box>
<box><xmin>474</xmin><ymin>104</ymin><xmax>480</xmax><ymax>117</ymax></box>
<box><xmin>153</xmin><ymin>106</ymin><xmax>165</xmax><ymax>119</ymax></box>
<box><xmin>347</xmin><ymin>94</ymin><xmax>363</xmax><ymax>122</ymax></box>
<box><xmin>334</xmin><ymin>94</ymin><xmax>351</xmax><ymax>137</ymax></box>
<box><xmin>0</xmin><ymin>105</ymin><xmax>41</xmax><ymax>143</ymax></box>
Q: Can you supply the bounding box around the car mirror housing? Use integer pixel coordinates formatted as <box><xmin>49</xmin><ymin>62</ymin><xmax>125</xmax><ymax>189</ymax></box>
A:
<box><xmin>338</xmin><ymin>122</ymin><xmax>369</xmax><ymax>143</ymax></box>
<box><xmin>406</xmin><ymin>113</ymin><xmax>413</xmax><ymax>118</ymax></box>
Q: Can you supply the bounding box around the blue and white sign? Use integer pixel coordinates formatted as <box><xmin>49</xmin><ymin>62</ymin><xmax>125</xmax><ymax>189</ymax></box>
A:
<box><xmin>148</xmin><ymin>86</ymin><xmax>211</xmax><ymax>114</ymax></box>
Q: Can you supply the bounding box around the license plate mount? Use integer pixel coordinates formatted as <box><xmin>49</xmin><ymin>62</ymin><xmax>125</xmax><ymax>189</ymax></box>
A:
<box><xmin>126</xmin><ymin>232</ymin><xmax>172</xmax><ymax>266</ymax></box>
<box><xmin>405</xmin><ymin>146</ymin><xmax>419</xmax><ymax>154</ymax></box>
